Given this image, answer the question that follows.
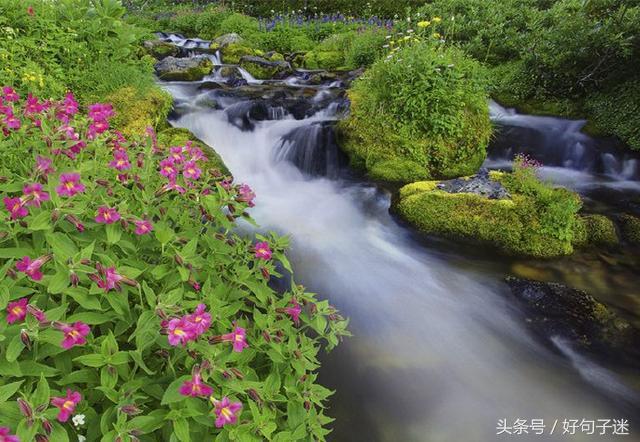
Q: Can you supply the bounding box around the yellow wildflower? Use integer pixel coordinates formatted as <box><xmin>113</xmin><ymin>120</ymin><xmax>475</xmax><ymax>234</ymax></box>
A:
<box><xmin>417</xmin><ymin>20</ymin><xmax>430</xmax><ymax>28</ymax></box>
<box><xmin>432</xmin><ymin>17</ymin><xmax>442</xmax><ymax>23</ymax></box>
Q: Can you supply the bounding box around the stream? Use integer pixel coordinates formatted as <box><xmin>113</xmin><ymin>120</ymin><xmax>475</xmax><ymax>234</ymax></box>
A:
<box><xmin>157</xmin><ymin>36</ymin><xmax>639</xmax><ymax>441</ymax></box>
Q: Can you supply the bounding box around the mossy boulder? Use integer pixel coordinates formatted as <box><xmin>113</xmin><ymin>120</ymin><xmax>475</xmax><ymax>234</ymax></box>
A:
<box><xmin>106</xmin><ymin>86</ymin><xmax>172</xmax><ymax>138</ymax></box>
<box><xmin>158</xmin><ymin>127</ymin><xmax>229</xmax><ymax>175</ymax></box>
<box><xmin>211</xmin><ymin>33</ymin><xmax>243</xmax><ymax>50</ymax></box>
<box><xmin>619</xmin><ymin>214</ymin><xmax>640</xmax><ymax>244</ymax></box>
<box><xmin>580</xmin><ymin>215</ymin><xmax>619</xmax><ymax>246</ymax></box>
<box><xmin>155</xmin><ymin>56</ymin><xmax>213</xmax><ymax>81</ymax></box>
<box><xmin>303</xmin><ymin>51</ymin><xmax>345</xmax><ymax>70</ymax></box>
<box><xmin>394</xmin><ymin>171</ymin><xmax>582</xmax><ymax>258</ymax></box>
<box><xmin>143</xmin><ymin>40</ymin><xmax>179</xmax><ymax>60</ymax></box>
<box><xmin>505</xmin><ymin>277</ymin><xmax>640</xmax><ymax>368</ymax></box>
<box><xmin>239</xmin><ymin>56</ymin><xmax>292</xmax><ymax>80</ymax></box>
<box><xmin>220</xmin><ymin>43</ymin><xmax>256</xmax><ymax>64</ymax></box>
<box><xmin>337</xmin><ymin>44</ymin><xmax>492</xmax><ymax>184</ymax></box>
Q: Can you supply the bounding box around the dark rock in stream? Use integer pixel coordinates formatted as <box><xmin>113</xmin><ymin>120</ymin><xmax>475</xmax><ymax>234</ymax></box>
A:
<box><xmin>505</xmin><ymin>277</ymin><xmax>640</xmax><ymax>368</ymax></box>
<box><xmin>155</xmin><ymin>56</ymin><xmax>213</xmax><ymax>81</ymax></box>
<box><xmin>437</xmin><ymin>168</ymin><xmax>510</xmax><ymax>199</ymax></box>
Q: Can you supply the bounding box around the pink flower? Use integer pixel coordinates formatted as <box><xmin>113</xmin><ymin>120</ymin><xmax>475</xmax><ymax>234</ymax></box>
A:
<box><xmin>6</xmin><ymin>298</ymin><xmax>28</xmax><ymax>324</ymax></box>
<box><xmin>0</xmin><ymin>426</ymin><xmax>19</xmax><ymax>442</ymax></box>
<box><xmin>284</xmin><ymin>298</ymin><xmax>302</xmax><ymax>326</ymax></box>
<box><xmin>24</xmin><ymin>93</ymin><xmax>44</xmax><ymax>115</ymax></box>
<box><xmin>87</xmin><ymin>120</ymin><xmax>109</xmax><ymax>139</ymax></box>
<box><xmin>161</xmin><ymin>179</ymin><xmax>186</xmax><ymax>194</ymax></box>
<box><xmin>221</xmin><ymin>326</ymin><xmax>248</xmax><ymax>353</ymax></box>
<box><xmin>3</xmin><ymin>197</ymin><xmax>28</xmax><ymax>220</ymax></box>
<box><xmin>35</xmin><ymin>155</ymin><xmax>54</xmax><ymax>177</ymax></box>
<box><xmin>65</xmin><ymin>214</ymin><xmax>85</xmax><ymax>232</ymax></box>
<box><xmin>56</xmin><ymin>173</ymin><xmax>85</xmax><ymax>197</ymax></box>
<box><xmin>92</xmin><ymin>267</ymin><xmax>124</xmax><ymax>292</ymax></box>
<box><xmin>2</xmin><ymin>87</ymin><xmax>19</xmax><ymax>103</ymax></box>
<box><xmin>88</xmin><ymin>103</ymin><xmax>114</xmax><ymax>122</ymax></box>
<box><xmin>169</xmin><ymin>146</ymin><xmax>184</xmax><ymax>164</ymax></box>
<box><xmin>183</xmin><ymin>161</ymin><xmax>201</xmax><ymax>180</ymax></box>
<box><xmin>166</xmin><ymin>318</ymin><xmax>196</xmax><ymax>346</ymax></box>
<box><xmin>22</xmin><ymin>183</ymin><xmax>50</xmax><ymax>207</ymax></box>
<box><xmin>3</xmin><ymin>114</ymin><xmax>20</xmax><ymax>130</ymax></box>
<box><xmin>27</xmin><ymin>305</ymin><xmax>47</xmax><ymax>323</ymax></box>
<box><xmin>57</xmin><ymin>322</ymin><xmax>90</xmax><ymax>349</ymax></box>
<box><xmin>159</xmin><ymin>158</ymin><xmax>178</xmax><ymax>179</ymax></box>
<box><xmin>186</xmin><ymin>304</ymin><xmax>211</xmax><ymax>335</ymax></box>
<box><xmin>213</xmin><ymin>397</ymin><xmax>242</xmax><ymax>428</ymax></box>
<box><xmin>134</xmin><ymin>219</ymin><xmax>153</xmax><ymax>235</ymax></box>
<box><xmin>15</xmin><ymin>256</ymin><xmax>47</xmax><ymax>281</ymax></box>
<box><xmin>186</xmin><ymin>145</ymin><xmax>205</xmax><ymax>162</ymax></box>
<box><xmin>254</xmin><ymin>241</ymin><xmax>272</xmax><ymax>260</ymax></box>
<box><xmin>179</xmin><ymin>373</ymin><xmax>213</xmax><ymax>398</ymax></box>
<box><xmin>50</xmin><ymin>389</ymin><xmax>81</xmax><ymax>422</ymax></box>
<box><xmin>95</xmin><ymin>206</ymin><xmax>121</xmax><ymax>224</ymax></box>
<box><xmin>108</xmin><ymin>149</ymin><xmax>131</xmax><ymax>171</ymax></box>
<box><xmin>237</xmin><ymin>184</ymin><xmax>256</xmax><ymax>207</ymax></box>
<box><xmin>62</xmin><ymin>92</ymin><xmax>78</xmax><ymax>116</ymax></box>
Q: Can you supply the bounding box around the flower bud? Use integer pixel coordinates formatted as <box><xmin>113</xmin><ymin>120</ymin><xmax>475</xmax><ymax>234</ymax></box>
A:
<box><xmin>294</xmin><ymin>350</ymin><xmax>302</xmax><ymax>359</ymax></box>
<box><xmin>247</xmin><ymin>388</ymin><xmax>262</xmax><ymax>405</ymax></box>
<box><xmin>6</xmin><ymin>268</ymin><xmax>17</xmax><ymax>279</ymax></box>
<box><xmin>222</xmin><ymin>370</ymin><xmax>231</xmax><ymax>379</ymax></box>
<box><xmin>262</xmin><ymin>330</ymin><xmax>271</xmax><ymax>343</ymax></box>
<box><xmin>96</xmin><ymin>179</ymin><xmax>110</xmax><ymax>187</ymax></box>
<box><xmin>50</xmin><ymin>210</ymin><xmax>60</xmax><ymax>222</ymax></box>
<box><xmin>120</xmin><ymin>404</ymin><xmax>142</xmax><ymax>416</ymax></box>
<box><xmin>230</xmin><ymin>368</ymin><xmax>244</xmax><ymax>379</ymax></box>
<box><xmin>261</xmin><ymin>267</ymin><xmax>270</xmax><ymax>281</ymax></box>
<box><xmin>20</xmin><ymin>329</ymin><xmax>32</xmax><ymax>350</ymax></box>
<box><xmin>35</xmin><ymin>435</ymin><xmax>49</xmax><ymax>442</ymax></box>
<box><xmin>174</xmin><ymin>255</ymin><xmax>184</xmax><ymax>266</ymax></box>
<box><xmin>70</xmin><ymin>272</ymin><xmax>79</xmax><ymax>287</ymax></box>
<box><xmin>304</xmin><ymin>400</ymin><xmax>311</xmax><ymax>410</ymax></box>
<box><xmin>42</xmin><ymin>419</ymin><xmax>53</xmax><ymax>435</ymax></box>
<box><xmin>17</xmin><ymin>398</ymin><xmax>32</xmax><ymax>418</ymax></box>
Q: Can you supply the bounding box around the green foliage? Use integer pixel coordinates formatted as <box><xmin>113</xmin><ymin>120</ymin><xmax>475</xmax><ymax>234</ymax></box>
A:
<box><xmin>0</xmin><ymin>93</ymin><xmax>348</xmax><ymax>440</ymax></box>
<box><xmin>338</xmin><ymin>42</ymin><xmax>491</xmax><ymax>183</ymax></box>
<box><xmin>344</xmin><ymin>29</ymin><xmax>387</xmax><ymax>69</ymax></box>
<box><xmin>106</xmin><ymin>86</ymin><xmax>173</xmax><ymax>138</ymax></box>
<box><xmin>0</xmin><ymin>0</ymin><xmax>155</xmax><ymax>104</ymax></box>
<box><xmin>395</xmin><ymin>167</ymin><xmax>584</xmax><ymax>258</ymax></box>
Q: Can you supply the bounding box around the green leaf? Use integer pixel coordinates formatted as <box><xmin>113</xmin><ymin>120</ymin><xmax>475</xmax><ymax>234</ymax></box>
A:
<box><xmin>108</xmin><ymin>351</ymin><xmax>129</xmax><ymax>365</ymax></box>
<box><xmin>31</xmin><ymin>375</ymin><xmax>50</xmax><ymax>408</ymax></box>
<box><xmin>100</xmin><ymin>366</ymin><xmax>117</xmax><ymax>389</ymax></box>
<box><xmin>66</xmin><ymin>311</ymin><xmax>112</xmax><ymax>324</ymax></box>
<box><xmin>0</xmin><ymin>380</ymin><xmax>23</xmax><ymax>402</ymax></box>
<box><xmin>29</xmin><ymin>211</ymin><xmax>52</xmax><ymax>231</ymax></box>
<box><xmin>129</xmin><ymin>350</ymin><xmax>155</xmax><ymax>375</ymax></box>
<box><xmin>5</xmin><ymin>334</ymin><xmax>25</xmax><ymax>362</ymax></box>
<box><xmin>106</xmin><ymin>223</ymin><xmax>122</xmax><ymax>245</ymax></box>
<box><xmin>73</xmin><ymin>353</ymin><xmax>106</xmax><ymax>367</ymax></box>
<box><xmin>19</xmin><ymin>361</ymin><xmax>59</xmax><ymax>377</ymax></box>
<box><xmin>154</xmin><ymin>222</ymin><xmax>173</xmax><ymax>245</ymax></box>
<box><xmin>48</xmin><ymin>268</ymin><xmax>70</xmax><ymax>294</ymax></box>
<box><xmin>287</xmin><ymin>401</ymin><xmax>305</xmax><ymax>430</ymax></box>
<box><xmin>161</xmin><ymin>376</ymin><xmax>190</xmax><ymax>405</ymax></box>
<box><xmin>48</xmin><ymin>422</ymin><xmax>70</xmax><ymax>442</ymax></box>
<box><xmin>0</xmin><ymin>248</ymin><xmax>32</xmax><ymax>259</ymax></box>
<box><xmin>45</xmin><ymin>232</ymin><xmax>78</xmax><ymax>260</ymax></box>
<box><xmin>126</xmin><ymin>411</ymin><xmax>166</xmax><ymax>433</ymax></box>
<box><xmin>16</xmin><ymin>417</ymin><xmax>38</xmax><ymax>441</ymax></box>
<box><xmin>173</xmin><ymin>418</ymin><xmax>190</xmax><ymax>442</ymax></box>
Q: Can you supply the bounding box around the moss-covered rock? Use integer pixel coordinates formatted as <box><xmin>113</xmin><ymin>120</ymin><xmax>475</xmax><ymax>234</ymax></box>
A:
<box><xmin>158</xmin><ymin>127</ymin><xmax>229</xmax><ymax>175</ymax></box>
<box><xmin>394</xmin><ymin>172</ymin><xmax>583</xmax><ymax>258</ymax></box>
<box><xmin>154</xmin><ymin>56</ymin><xmax>213</xmax><ymax>81</ymax></box>
<box><xmin>619</xmin><ymin>214</ymin><xmax>640</xmax><ymax>245</ymax></box>
<box><xmin>239</xmin><ymin>56</ymin><xmax>292</xmax><ymax>80</ymax></box>
<box><xmin>143</xmin><ymin>40</ymin><xmax>179</xmax><ymax>60</ymax></box>
<box><xmin>220</xmin><ymin>43</ymin><xmax>256</xmax><ymax>64</ymax></box>
<box><xmin>106</xmin><ymin>86</ymin><xmax>173</xmax><ymax>138</ymax></box>
<box><xmin>581</xmin><ymin>215</ymin><xmax>619</xmax><ymax>246</ymax></box>
<box><xmin>303</xmin><ymin>51</ymin><xmax>345</xmax><ymax>70</ymax></box>
<box><xmin>337</xmin><ymin>44</ymin><xmax>492</xmax><ymax>184</ymax></box>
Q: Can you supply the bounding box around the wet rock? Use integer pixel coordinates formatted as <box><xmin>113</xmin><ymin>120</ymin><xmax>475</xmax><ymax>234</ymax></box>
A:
<box><xmin>239</xmin><ymin>56</ymin><xmax>293</xmax><ymax>80</ymax></box>
<box><xmin>619</xmin><ymin>214</ymin><xmax>640</xmax><ymax>244</ymax></box>
<box><xmin>155</xmin><ymin>56</ymin><xmax>213</xmax><ymax>81</ymax></box>
<box><xmin>220</xmin><ymin>43</ymin><xmax>255</xmax><ymax>64</ymax></box>
<box><xmin>505</xmin><ymin>277</ymin><xmax>640</xmax><ymax>367</ymax></box>
<box><xmin>197</xmin><ymin>81</ymin><xmax>226</xmax><ymax>91</ymax></box>
<box><xmin>143</xmin><ymin>40</ymin><xmax>179</xmax><ymax>60</ymax></box>
<box><xmin>211</xmin><ymin>33</ymin><xmax>243</xmax><ymax>49</ymax></box>
<box><xmin>224</xmin><ymin>100</ymin><xmax>270</xmax><ymax>131</ymax></box>
<box><xmin>436</xmin><ymin>168</ymin><xmax>510</xmax><ymax>199</ymax></box>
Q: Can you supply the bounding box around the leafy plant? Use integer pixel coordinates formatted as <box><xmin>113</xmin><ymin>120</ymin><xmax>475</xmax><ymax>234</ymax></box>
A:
<box><xmin>0</xmin><ymin>88</ymin><xmax>348</xmax><ymax>441</ymax></box>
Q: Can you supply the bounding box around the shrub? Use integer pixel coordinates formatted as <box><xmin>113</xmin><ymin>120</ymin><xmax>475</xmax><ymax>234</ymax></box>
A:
<box><xmin>0</xmin><ymin>89</ymin><xmax>348</xmax><ymax>440</ymax></box>
<box><xmin>344</xmin><ymin>29</ymin><xmax>387</xmax><ymax>69</ymax></box>
<box><xmin>338</xmin><ymin>42</ymin><xmax>491</xmax><ymax>183</ymax></box>
<box><xmin>0</xmin><ymin>0</ymin><xmax>154</xmax><ymax>105</ymax></box>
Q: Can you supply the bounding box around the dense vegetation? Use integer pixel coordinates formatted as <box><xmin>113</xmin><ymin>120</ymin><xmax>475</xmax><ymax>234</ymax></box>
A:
<box><xmin>0</xmin><ymin>1</ymin><xmax>349</xmax><ymax>441</ymax></box>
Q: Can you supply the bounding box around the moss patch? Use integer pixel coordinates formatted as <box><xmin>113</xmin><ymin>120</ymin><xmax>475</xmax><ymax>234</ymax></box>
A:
<box><xmin>158</xmin><ymin>127</ymin><xmax>229</xmax><ymax>175</ymax></box>
<box><xmin>221</xmin><ymin>43</ymin><xmax>256</xmax><ymax>64</ymax></box>
<box><xmin>395</xmin><ymin>174</ymin><xmax>583</xmax><ymax>258</ymax></box>
<box><xmin>619</xmin><ymin>214</ymin><xmax>640</xmax><ymax>245</ymax></box>
<box><xmin>303</xmin><ymin>51</ymin><xmax>345</xmax><ymax>70</ymax></box>
<box><xmin>106</xmin><ymin>86</ymin><xmax>173</xmax><ymax>138</ymax></box>
<box><xmin>581</xmin><ymin>215</ymin><xmax>619</xmax><ymax>246</ymax></box>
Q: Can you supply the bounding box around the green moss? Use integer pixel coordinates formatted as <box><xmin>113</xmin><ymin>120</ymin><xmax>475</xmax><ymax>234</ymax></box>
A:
<box><xmin>619</xmin><ymin>214</ymin><xmax>640</xmax><ymax>245</ymax></box>
<box><xmin>157</xmin><ymin>127</ymin><xmax>229</xmax><ymax>175</ymax></box>
<box><xmin>157</xmin><ymin>58</ymin><xmax>214</xmax><ymax>82</ymax></box>
<box><xmin>303</xmin><ymin>51</ymin><xmax>344</xmax><ymax>70</ymax></box>
<box><xmin>337</xmin><ymin>44</ymin><xmax>491</xmax><ymax>185</ymax></box>
<box><xmin>221</xmin><ymin>43</ymin><xmax>256</xmax><ymax>64</ymax></box>
<box><xmin>106</xmin><ymin>86</ymin><xmax>173</xmax><ymax>138</ymax></box>
<box><xmin>395</xmin><ymin>174</ymin><xmax>583</xmax><ymax>258</ymax></box>
<box><xmin>238</xmin><ymin>57</ymin><xmax>289</xmax><ymax>80</ymax></box>
<box><xmin>581</xmin><ymin>215</ymin><xmax>619</xmax><ymax>246</ymax></box>
<box><xmin>144</xmin><ymin>41</ymin><xmax>179</xmax><ymax>60</ymax></box>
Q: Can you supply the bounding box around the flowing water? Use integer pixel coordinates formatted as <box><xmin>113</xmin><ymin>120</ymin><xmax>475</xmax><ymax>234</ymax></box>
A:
<box><xmin>158</xmin><ymin>39</ymin><xmax>639</xmax><ymax>441</ymax></box>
